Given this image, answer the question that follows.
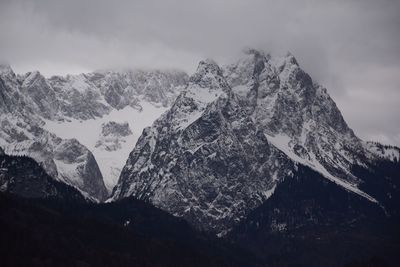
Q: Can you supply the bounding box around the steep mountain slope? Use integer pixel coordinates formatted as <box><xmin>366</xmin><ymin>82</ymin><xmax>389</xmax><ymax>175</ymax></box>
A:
<box><xmin>86</xmin><ymin>69</ymin><xmax>188</xmax><ymax>109</ymax></box>
<box><xmin>0</xmin><ymin>67</ymin><xmax>108</xmax><ymax>201</ymax></box>
<box><xmin>112</xmin><ymin>58</ymin><xmax>296</xmax><ymax>233</ymax></box>
<box><xmin>44</xmin><ymin>69</ymin><xmax>188</xmax><ymax>190</ymax></box>
<box><xmin>44</xmin><ymin>102</ymin><xmax>171</xmax><ymax>191</ymax></box>
<box><xmin>112</xmin><ymin>49</ymin><xmax>399</xmax><ymax>234</ymax></box>
<box><xmin>0</xmin><ymin>149</ymin><xmax>86</xmax><ymax>201</ymax></box>
<box><xmin>0</xmin><ymin>64</ymin><xmax>188</xmax><ymax>197</ymax></box>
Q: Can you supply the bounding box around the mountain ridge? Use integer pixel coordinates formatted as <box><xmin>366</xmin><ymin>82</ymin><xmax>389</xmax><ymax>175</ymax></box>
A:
<box><xmin>0</xmin><ymin>64</ymin><xmax>188</xmax><ymax>199</ymax></box>
<box><xmin>112</xmin><ymin>49</ymin><xmax>399</xmax><ymax>234</ymax></box>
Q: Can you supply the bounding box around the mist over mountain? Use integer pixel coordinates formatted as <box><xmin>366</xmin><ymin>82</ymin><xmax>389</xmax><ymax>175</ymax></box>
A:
<box><xmin>2</xmin><ymin>0</ymin><xmax>400</xmax><ymax>265</ymax></box>
<box><xmin>0</xmin><ymin>48</ymin><xmax>399</xmax><ymax>266</ymax></box>
<box><xmin>0</xmin><ymin>65</ymin><xmax>188</xmax><ymax>198</ymax></box>
<box><xmin>112</xmin><ymin>49</ymin><xmax>400</xmax><ymax>235</ymax></box>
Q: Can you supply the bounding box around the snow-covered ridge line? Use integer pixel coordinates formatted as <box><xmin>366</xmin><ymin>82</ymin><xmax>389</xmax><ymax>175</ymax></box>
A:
<box><xmin>112</xmin><ymin>49</ymin><xmax>392</xmax><ymax>234</ymax></box>
<box><xmin>0</xmin><ymin>63</ymin><xmax>188</xmax><ymax>200</ymax></box>
<box><xmin>265</xmin><ymin>134</ymin><xmax>378</xmax><ymax>203</ymax></box>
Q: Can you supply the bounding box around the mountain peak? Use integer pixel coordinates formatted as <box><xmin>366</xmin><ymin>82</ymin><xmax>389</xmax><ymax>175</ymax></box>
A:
<box><xmin>22</xmin><ymin>70</ymin><xmax>47</xmax><ymax>88</ymax></box>
<box><xmin>0</xmin><ymin>63</ymin><xmax>15</xmax><ymax>77</ymax></box>
<box><xmin>242</xmin><ymin>48</ymin><xmax>268</xmax><ymax>58</ymax></box>
<box><xmin>189</xmin><ymin>59</ymin><xmax>228</xmax><ymax>90</ymax></box>
<box><xmin>112</xmin><ymin>49</ymin><xmax>388</xmax><ymax>234</ymax></box>
<box><xmin>284</xmin><ymin>52</ymin><xmax>299</xmax><ymax>66</ymax></box>
<box><xmin>196</xmin><ymin>59</ymin><xmax>222</xmax><ymax>75</ymax></box>
<box><xmin>27</xmin><ymin>70</ymin><xmax>42</xmax><ymax>78</ymax></box>
<box><xmin>25</xmin><ymin>70</ymin><xmax>43</xmax><ymax>80</ymax></box>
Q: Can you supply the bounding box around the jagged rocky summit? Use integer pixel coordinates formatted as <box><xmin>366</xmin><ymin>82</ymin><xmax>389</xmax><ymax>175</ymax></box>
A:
<box><xmin>112</xmin><ymin>49</ymin><xmax>400</xmax><ymax>234</ymax></box>
<box><xmin>0</xmin><ymin>64</ymin><xmax>188</xmax><ymax>200</ymax></box>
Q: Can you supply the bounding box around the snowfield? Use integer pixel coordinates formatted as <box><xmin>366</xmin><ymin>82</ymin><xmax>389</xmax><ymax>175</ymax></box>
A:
<box><xmin>44</xmin><ymin>102</ymin><xmax>168</xmax><ymax>191</ymax></box>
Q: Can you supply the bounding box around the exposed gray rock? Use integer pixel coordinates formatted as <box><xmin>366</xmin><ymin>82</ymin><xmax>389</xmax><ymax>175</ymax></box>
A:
<box><xmin>0</xmin><ymin>64</ymin><xmax>187</xmax><ymax>201</ymax></box>
<box><xmin>112</xmin><ymin>49</ymin><xmax>392</xmax><ymax>234</ymax></box>
<box><xmin>0</xmin><ymin>69</ymin><xmax>108</xmax><ymax>201</ymax></box>
<box><xmin>49</xmin><ymin>73</ymin><xmax>112</xmax><ymax>120</ymax></box>
<box><xmin>20</xmin><ymin>71</ymin><xmax>59</xmax><ymax>119</ymax></box>
<box><xmin>87</xmin><ymin>69</ymin><xmax>188</xmax><ymax>110</ymax></box>
<box><xmin>100</xmin><ymin>121</ymin><xmax>133</xmax><ymax>137</ymax></box>
<box><xmin>53</xmin><ymin>138</ymin><xmax>108</xmax><ymax>201</ymax></box>
<box><xmin>95</xmin><ymin>121</ymin><xmax>133</xmax><ymax>152</ymax></box>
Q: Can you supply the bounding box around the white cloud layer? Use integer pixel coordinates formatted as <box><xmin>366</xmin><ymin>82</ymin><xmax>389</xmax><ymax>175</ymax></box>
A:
<box><xmin>0</xmin><ymin>0</ymin><xmax>399</xmax><ymax>145</ymax></box>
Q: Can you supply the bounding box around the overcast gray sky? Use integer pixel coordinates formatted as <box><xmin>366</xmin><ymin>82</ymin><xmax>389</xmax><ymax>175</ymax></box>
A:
<box><xmin>0</xmin><ymin>0</ymin><xmax>399</xmax><ymax>146</ymax></box>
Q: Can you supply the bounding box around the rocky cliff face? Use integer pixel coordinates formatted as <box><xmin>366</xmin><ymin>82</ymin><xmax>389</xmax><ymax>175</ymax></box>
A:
<box><xmin>0</xmin><ymin>64</ymin><xmax>188</xmax><ymax>200</ymax></box>
<box><xmin>95</xmin><ymin>121</ymin><xmax>133</xmax><ymax>152</ymax></box>
<box><xmin>47</xmin><ymin>74</ymin><xmax>111</xmax><ymax>120</ymax></box>
<box><xmin>87</xmin><ymin>69</ymin><xmax>188</xmax><ymax>110</ymax></box>
<box><xmin>112</xmin><ymin>49</ymin><xmax>398</xmax><ymax>234</ymax></box>
<box><xmin>0</xmin><ymin>115</ymin><xmax>108</xmax><ymax>201</ymax></box>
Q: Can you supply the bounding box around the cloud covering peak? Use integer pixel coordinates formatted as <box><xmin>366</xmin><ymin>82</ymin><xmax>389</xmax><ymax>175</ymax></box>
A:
<box><xmin>0</xmin><ymin>0</ymin><xmax>399</xmax><ymax>145</ymax></box>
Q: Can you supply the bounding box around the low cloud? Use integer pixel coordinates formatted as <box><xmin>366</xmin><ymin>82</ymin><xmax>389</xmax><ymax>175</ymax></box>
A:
<box><xmin>0</xmin><ymin>0</ymin><xmax>399</xmax><ymax>145</ymax></box>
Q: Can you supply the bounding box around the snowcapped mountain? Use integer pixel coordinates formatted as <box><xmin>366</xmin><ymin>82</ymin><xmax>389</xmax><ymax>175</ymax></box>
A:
<box><xmin>0</xmin><ymin>64</ymin><xmax>188</xmax><ymax>199</ymax></box>
<box><xmin>112</xmin><ymin>49</ymin><xmax>399</xmax><ymax>234</ymax></box>
<box><xmin>44</xmin><ymin>70</ymin><xmax>188</xmax><ymax>191</ymax></box>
